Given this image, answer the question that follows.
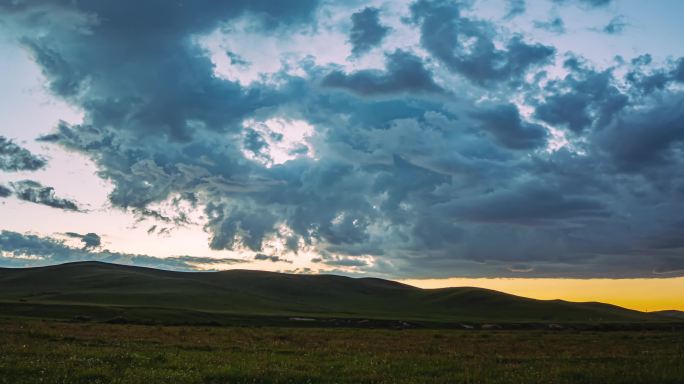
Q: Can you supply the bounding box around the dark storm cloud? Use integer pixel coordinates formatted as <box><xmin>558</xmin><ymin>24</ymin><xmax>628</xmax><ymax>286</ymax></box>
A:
<box><xmin>0</xmin><ymin>184</ymin><xmax>11</xmax><ymax>198</ymax></box>
<box><xmin>65</xmin><ymin>232</ymin><xmax>101</xmax><ymax>249</ymax></box>
<box><xmin>594</xmin><ymin>95</ymin><xmax>684</xmax><ymax>170</ymax></box>
<box><xmin>21</xmin><ymin>38</ymin><xmax>84</xmax><ymax>97</ymax></box>
<box><xmin>653</xmin><ymin>258</ymin><xmax>684</xmax><ymax>275</ymax></box>
<box><xmin>625</xmin><ymin>55</ymin><xmax>673</xmax><ymax>96</ymax></box>
<box><xmin>534</xmin><ymin>17</ymin><xmax>565</xmax><ymax>34</ymax></box>
<box><xmin>0</xmin><ymin>136</ymin><xmax>47</xmax><ymax>172</ymax></box>
<box><xmin>205</xmin><ymin>202</ymin><xmax>279</xmax><ymax>252</ymax></box>
<box><xmin>12</xmin><ymin>0</ymin><xmax>322</xmax><ymax>217</ymax></box>
<box><xmin>409</xmin><ymin>0</ymin><xmax>555</xmax><ymax>85</ymax></box>
<box><xmin>0</xmin><ymin>0</ymin><xmax>321</xmax><ymax>140</ymax></box>
<box><xmin>534</xmin><ymin>58</ymin><xmax>628</xmax><ymax>133</ymax></box>
<box><xmin>349</xmin><ymin>7</ymin><xmax>389</xmax><ymax>57</ymax></box>
<box><xmin>10</xmin><ymin>180</ymin><xmax>80</xmax><ymax>211</ymax></box>
<box><xmin>442</xmin><ymin>183</ymin><xmax>608</xmax><ymax>224</ymax></box>
<box><xmin>504</xmin><ymin>0</ymin><xmax>526</xmax><ymax>19</ymax></box>
<box><xmin>625</xmin><ymin>71</ymin><xmax>669</xmax><ymax>96</ymax></box>
<box><xmin>471</xmin><ymin>104</ymin><xmax>548</xmax><ymax>150</ymax></box>
<box><xmin>322</xmin><ymin>50</ymin><xmax>443</xmax><ymax>95</ymax></box>
<box><xmin>2</xmin><ymin>0</ymin><xmax>684</xmax><ymax>279</ymax></box>
<box><xmin>0</xmin><ymin>230</ymin><xmax>246</xmax><ymax>270</ymax></box>
<box><xmin>674</xmin><ymin>58</ymin><xmax>684</xmax><ymax>82</ymax></box>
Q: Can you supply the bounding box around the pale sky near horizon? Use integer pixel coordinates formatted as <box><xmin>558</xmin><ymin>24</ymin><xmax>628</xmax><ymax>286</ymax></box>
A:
<box><xmin>1</xmin><ymin>0</ymin><xmax>683</xmax><ymax>310</ymax></box>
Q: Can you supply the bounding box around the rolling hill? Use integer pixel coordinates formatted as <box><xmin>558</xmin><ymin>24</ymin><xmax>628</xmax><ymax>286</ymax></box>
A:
<box><xmin>0</xmin><ymin>261</ymin><xmax>666</xmax><ymax>325</ymax></box>
<box><xmin>653</xmin><ymin>310</ymin><xmax>684</xmax><ymax>320</ymax></box>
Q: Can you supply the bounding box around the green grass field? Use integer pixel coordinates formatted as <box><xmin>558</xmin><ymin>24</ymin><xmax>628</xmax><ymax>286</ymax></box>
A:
<box><xmin>1</xmin><ymin>263</ymin><xmax>683</xmax><ymax>383</ymax></box>
<box><xmin>1</xmin><ymin>319</ymin><xmax>683</xmax><ymax>384</ymax></box>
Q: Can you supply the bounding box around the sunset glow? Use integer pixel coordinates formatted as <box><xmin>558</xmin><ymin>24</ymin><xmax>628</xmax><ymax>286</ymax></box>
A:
<box><xmin>402</xmin><ymin>277</ymin><xmax>684</xmax><ymax>312</ymax></box>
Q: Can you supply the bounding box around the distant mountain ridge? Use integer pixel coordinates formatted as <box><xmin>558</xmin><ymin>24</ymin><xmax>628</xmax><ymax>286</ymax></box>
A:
<box><xmin>652</xmin><ymin>310</ymin><xmax>684</xmax><ymax>319</ymax></box>
<box><xmin>0</xmin><ymin>261</ymin><xmax>672</xmax><ymax>325</ymax></box>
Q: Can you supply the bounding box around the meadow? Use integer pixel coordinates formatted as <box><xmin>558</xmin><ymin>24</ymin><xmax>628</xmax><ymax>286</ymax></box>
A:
<box><xmin>0</xmin><ymin>262</ymin><xmax>664</xmax><ymax>325</ymax></box>
<box><xmin>1</xmin><ymin>319</ymin><xmax>683</xmax><ymax>384</ymax></box>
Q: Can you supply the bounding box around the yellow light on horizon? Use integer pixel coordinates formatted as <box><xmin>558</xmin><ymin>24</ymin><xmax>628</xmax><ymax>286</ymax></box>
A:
<box><xmin>399</xmin><ymin>277</ymin><xmax>684</xmax><ymax>312</ymax></box>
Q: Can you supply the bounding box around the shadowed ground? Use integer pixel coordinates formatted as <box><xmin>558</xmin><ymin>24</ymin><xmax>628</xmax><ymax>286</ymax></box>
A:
<box><xmin>0</xmin><ymin>320</ymin><xmax>683</xmax><ymax>384</ymax></box>
<box><xmin>0</xmin><ymin>262</ymin><xmax>669</xmax><ymax>325</ymax></box>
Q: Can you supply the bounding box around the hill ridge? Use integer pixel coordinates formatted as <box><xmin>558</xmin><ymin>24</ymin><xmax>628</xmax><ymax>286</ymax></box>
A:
<box><xmin>0</xmin><ymin>261</ymin><xmax>668</xmax><ymax>325</ymax></box>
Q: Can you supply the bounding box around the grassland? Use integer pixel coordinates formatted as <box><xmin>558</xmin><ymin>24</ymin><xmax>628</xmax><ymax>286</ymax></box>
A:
<box><xmin>1</xmin><ymin>263</ymin><xmax>683</xmax><ymax>383</ymax></box>
<box><xmin>1</xmin><ymin>319</ymin><xmax>683</xmax><ymax>384</ymax></box>
<box><xmin>0</xmin><ymin>262</ymin><xmax>666</xmax><ymax>325</ymax></box>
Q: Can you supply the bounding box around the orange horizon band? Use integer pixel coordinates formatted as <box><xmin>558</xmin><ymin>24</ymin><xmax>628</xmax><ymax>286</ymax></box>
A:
<box><xmin>400</xmin><ymin>277</ymin><xmax>684</xmax><ymax>312</ymax></box>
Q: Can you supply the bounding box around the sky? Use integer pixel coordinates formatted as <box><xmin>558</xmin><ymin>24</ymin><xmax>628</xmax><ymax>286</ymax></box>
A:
<box><xmin>1</xmin><ymin>0</ymin><xmax>683</xmax><ymax>311</ymax></box>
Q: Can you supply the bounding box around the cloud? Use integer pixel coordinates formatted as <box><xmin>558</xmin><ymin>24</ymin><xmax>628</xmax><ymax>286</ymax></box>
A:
<box><xmin>674</xmin><ymin>57</ymin><xmax>684</xmax><ymax>83</ymax></box>
<box><xmin>226</xmin><ymin>51</ymin><xmax>250</xmax><ymax>67</ymax></box>
<box><xmin>10</xmin><ymin>180</ymin><xmax>80</xmax><ymax>211</ymax></box>
<box><xmin>206</xmin><ymin>204</ymin><xmax>279</xmax><ymax>252</ymax></box>
<box><xmin>552</xmin><ymin>0</ymin><xmax>613</xmax><ymax>8</ymax></box>
<box><xmin>441</xmin><ymin>182</ymin><xmax>608</xmax><ymax>224</ymax></box>
<box><xmin>316</xmin><ymin>255</ymin><xmax>369</xmax><ymax>267</ymax></box>
<box><xmin>600</xmin><ymin>16</ymin><xmax>627</xmax><ymax>34</ymax></box>
<box><xmin>1</xmin><ymin>0</ymin><xmax>321</xmax><ymax>140</ymax></box>
<box><xmin>504</xmin><ymin>0</ymin><xmax>526</xmax><ymax>19</ymax></box>
<box><xmin>594</xmin><ymin>95</ymin><xmax>684</xmax><ymax>170</ymax></box>
<box><xmin>534</xmin><ymin>58</ymin><xmax>628</xmax><ymax>133</ymax></box>
<box><xmin>1</xmin><ymin>0</ymin><xmax>683</xmax><ymax>279</ymax></box>
<box><xmin>0</xmin><ymin>136</ymin><xmax>47</xmax><ymax>172</ymax></box>
<box><xmin>534</xmin><ymin>17</ymin><xmax>565</xmax><ymax>34</ymax></box>
<box><xmin>409</xmin><ymin>0</ymin><xmax>555</xmax><ymax>85</ymax></box>
<box><xmin>582</xmin><ymin>0</ymin><xmax>612</xmax><ymax>5</ymax></box>
<box><xmin>0</xmin><ymin>230</ymin><xmax>246</xmax><ymax>270</ymax></box>
<box><xmin>322</xmin><ymin>49</ymin><xmax>443</xmax><ymax>95</ymax></box>
<box><xmin>625</xmin><ymin>57</ymin><xmax>670</xmax><ymax>95</ymax></box>
<box><xmin>65</xmin><ymin>232</ymin><xmax>101</xmax><ymax>249</ymax></box>
<box><xmin>349</xmin><ymin>7</ymin><xmax>389</xmax><ymax>57</ymax></box>
<box><xmin>507</xmin><ymin>264</ymin><xmax>534</xmax><ymax>273</ymax></box>
<box><xmin>470</xmin><ymin>103</ymin><xmax>548</xmax><ymax>149</ymax></box>
<box><xmin>254</xmin><ymin>253</ymin><xmax>291</xmax><ymax>263</ymax></box>
<box><xmin>0</xmin><ymin>184</ymin><xmax>11</xmax><ymax>198</ymax></box>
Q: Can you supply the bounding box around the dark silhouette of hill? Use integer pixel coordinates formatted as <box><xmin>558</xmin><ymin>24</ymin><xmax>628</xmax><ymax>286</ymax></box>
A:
<box><xmin>653</xmin><ymin>310</ymin><xmax>684</xmax><ymax>319</ymax></box>
<box><xmin>0</xmin><ymin>261</ymin><xmax>664</xmax><ymax>325</ymax></box>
